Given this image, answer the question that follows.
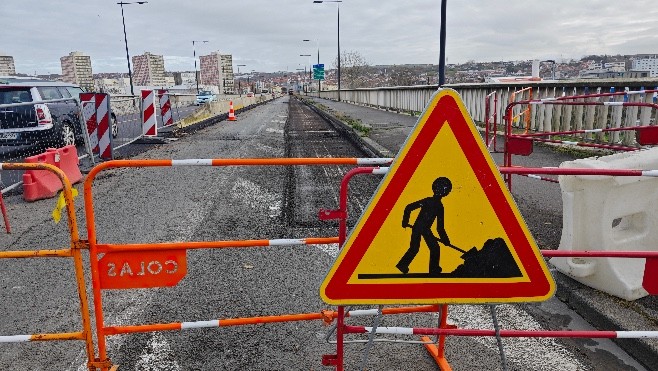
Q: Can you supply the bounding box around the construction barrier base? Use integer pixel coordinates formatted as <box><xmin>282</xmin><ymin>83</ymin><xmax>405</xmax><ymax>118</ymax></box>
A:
<box><xmin>22</xmin><ymin>146</ymin><xmax>82</xmax><ymax>202</ymax></box>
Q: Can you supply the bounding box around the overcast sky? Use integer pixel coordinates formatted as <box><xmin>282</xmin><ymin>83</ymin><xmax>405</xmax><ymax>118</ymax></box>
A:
<box><xmin>2</xmin><ymin>0</ymin><xmax>658</xmax><ymax>75</ymax></box>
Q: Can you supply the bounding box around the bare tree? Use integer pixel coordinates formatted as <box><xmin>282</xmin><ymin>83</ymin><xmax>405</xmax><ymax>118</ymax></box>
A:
<box><xmin>333</xmin><ymin>50</ymin><xmax>372</xmax><ymax>89</ymax></box>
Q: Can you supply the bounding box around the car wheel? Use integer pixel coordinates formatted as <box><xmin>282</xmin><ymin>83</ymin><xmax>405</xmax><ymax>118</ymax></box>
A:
<box><xmin>60</xmin><ymin>122</ymin><xmax>76</xmax><ymax>147</ymax></box>
<box><xmin>111</xmin><ymin>114</ymin><xmax>118</xmax><ymax>138</ymax></box>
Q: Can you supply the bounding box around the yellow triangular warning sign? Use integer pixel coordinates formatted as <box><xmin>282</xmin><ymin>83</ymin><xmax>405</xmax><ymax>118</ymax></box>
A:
<box><xmin>320</xmin><ymin>89</ymin><xmax>555</xmax><ymax>305</ymax></box>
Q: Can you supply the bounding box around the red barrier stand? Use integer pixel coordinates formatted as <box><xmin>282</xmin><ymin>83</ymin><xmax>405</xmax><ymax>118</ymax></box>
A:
<box><xmin>22</xmin><ymin>145</ymin><xmax>82</xmax><ymax>202</ymax></box>
<box><xmin>22</xmin><ymin>150</ymin><xmax>62</xmax><ymax>202</ymax></box>
<box><xmin>57</xmin><ymin>145</ymin><xmax>83</xmax><ymax>184</ymax></box>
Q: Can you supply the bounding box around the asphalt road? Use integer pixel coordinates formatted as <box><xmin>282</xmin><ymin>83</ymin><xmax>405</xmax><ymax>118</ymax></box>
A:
<box><xmin>0</xmin><ymin>96</ymin><xmax>650</xmax><ymax>370</ymax></box>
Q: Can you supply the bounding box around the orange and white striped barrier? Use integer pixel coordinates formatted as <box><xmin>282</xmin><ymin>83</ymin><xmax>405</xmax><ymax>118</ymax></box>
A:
<box><xmin>228</xmin><ymin>101</ymin><xmax>236</xmax><ymax>121</ymax></box>
<box><xmin>158</xmin><ymin>89</ymin><xmax>173</xmax><ymax>127</ymax></box>
<box><xmin>141</xmin><ymin>90</ymin><xmax>157</xmax><ymax>136</ymax></box>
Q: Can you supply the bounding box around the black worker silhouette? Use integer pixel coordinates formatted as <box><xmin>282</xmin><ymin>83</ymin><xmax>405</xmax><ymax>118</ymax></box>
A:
<box><xmin>355</xmin><ymin>177</ymin><xmax>524</xmax><ymax>280</ymax></box>
<box><xmin>396</xmin><ymin>177</ymin><xmax>452</xmax><ymax>276</ymax></box>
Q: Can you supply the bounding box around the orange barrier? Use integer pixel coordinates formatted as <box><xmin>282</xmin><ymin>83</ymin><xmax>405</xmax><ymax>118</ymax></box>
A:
<box><xmin>509</xmin><ymin>87</ymin><xmax>533</xmax><ymax>134</ymax></box>
<box><xmin>0</xmin><ymin>162</ymin><xmax>97</xmax><ymax>370</ymax></box>
<box><xmin>22</xmin><ymin>146</ymin><xmax>82</xmax><ymax>202</ymax></box>
<box><xmin>83</xmin><ymin>157</ymin><xmax>395</xmax><ymax>370</ymax></box>
<box><xmin>0</xmin><ymin>191</ymin><xmax>10</xmax><ymax>233</ymax></box>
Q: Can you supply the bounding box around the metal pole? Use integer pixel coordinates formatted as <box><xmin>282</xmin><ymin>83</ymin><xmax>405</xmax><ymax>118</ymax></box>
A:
<box><xmin>318</xmin><ymin>44</ymin><xmax>321</xmax><ymax>97</ymax></box>
<box><xmin>120</xmin><ymin>3</ymin><xmax>134</xmax><ymax>96</ymax></box>
<box><xmin>337</xmin><ymin>3</ymin><xmax>341</xmax><ymax>101</ymax></box>
<box><xmin>439</xmin><ymin>0</ymin><xmax>447</xmax><ymax>86</ymax></box>
<box><xmin>193</xmin><ymin>41</ymin><xmax>199</xmax><ymax>93</ymax></box>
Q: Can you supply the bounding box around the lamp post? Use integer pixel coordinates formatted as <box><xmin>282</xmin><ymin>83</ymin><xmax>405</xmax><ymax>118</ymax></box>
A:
<box><xmin>117</xmin><ymin>1</ymin><xmax>148</xmax><ymax>96</ymax></box>
<box><xmin>303</xmin><ymin>39</ymin><xmax>320</xmax><ymax>96</ymax></box>
<box><xmin>236</xmin><ymin>64</ymin><xmax>246</xmax><ymax>96</ymax></box>
<box><xmin>313</xmin><ymin>0</ymin><xmax>342</xmax><ymax>101</ymax></box>
<box><xmin>300</xmin><ymin>54</ymin><xmax>311</xmax><ymax>95</ymax></box>
<box><xmin>296</xmin><ymin>68</ymin><xmax>305</xmax><ymax>94</ymax></box>
<box><xmin>439</xmin><ymin>0</ymin><xmax>446</xmax><ymax>86</ymax></box>
<box><xmin>192</xmin><ymin>40</ymin><xmax>209</xmax><ymax>94</ymax></box>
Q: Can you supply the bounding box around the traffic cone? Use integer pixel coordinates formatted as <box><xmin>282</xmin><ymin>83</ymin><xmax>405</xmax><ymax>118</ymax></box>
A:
<box><xmin>228</xmin><ymin>101</ymin><xmax>237</xmax><ymax>121</ymax></box>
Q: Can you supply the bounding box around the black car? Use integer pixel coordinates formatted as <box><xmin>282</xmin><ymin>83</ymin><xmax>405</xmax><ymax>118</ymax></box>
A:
<box><xmin>0</xmin><ymin>78</ymin><xmax>118</xmax><ymax>150</ymax></box>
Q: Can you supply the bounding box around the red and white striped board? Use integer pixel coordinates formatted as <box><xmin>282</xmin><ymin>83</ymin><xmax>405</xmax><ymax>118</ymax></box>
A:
<box><xmin>158</xmin><ymin>89</ymin><xmax>173</xmax><ymax>126</ymax></box>
<box><xmin>142</xmin><ymin>90</ymin><xmax>157</xmax><ymax>136</ymax></box>
<box><xmin>79</xmin><ymin>93</ymin><xmax>98</xmax><ymax>153</ymax></box>
<box><xmin>95</xmin><ymin>93</ymin><xmax>112</xmax><ymax>160</ymax></box>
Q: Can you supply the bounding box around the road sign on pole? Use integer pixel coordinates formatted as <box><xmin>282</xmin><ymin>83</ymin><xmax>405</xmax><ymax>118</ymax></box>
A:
<box><xmin>313</xmin><ymin>63</ymin><xmax>325</xmax><ymax>81</ymax></box>
<box><xmin>320</xmin><ymin>88</ymin><xmax>555</xmax><ymax>305</ymax></box>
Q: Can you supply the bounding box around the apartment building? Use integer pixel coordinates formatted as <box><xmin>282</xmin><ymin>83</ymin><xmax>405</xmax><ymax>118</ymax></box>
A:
<box><xmin>60</xmin><ymin>51</ymin><xmax>94</xmax><ymax>91</ymax></box>
<box><xmin>0</xmin><ymin>53</ymin><xmax>16</xmax><ymax>76</ymax></box>
<box><xmin>132</xmin><ymin>52</ymin><xmax>166</xmax><ymax>87</ymax></box>
<box><xmin>199</xmin><ymin>51</ymin><xmax>234</xmax><ymax>94</ymax></box>
<box><xmin>632</xmin><ymin>55</ymin><xmax>658</xmax><ymax>77</ymax></box>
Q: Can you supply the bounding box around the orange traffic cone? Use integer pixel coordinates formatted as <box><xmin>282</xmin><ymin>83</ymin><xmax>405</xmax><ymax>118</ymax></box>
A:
<box><xmin>228</xmin><ymin>101</ymin><xmax>237</xmax><ymax>121</ymax></box>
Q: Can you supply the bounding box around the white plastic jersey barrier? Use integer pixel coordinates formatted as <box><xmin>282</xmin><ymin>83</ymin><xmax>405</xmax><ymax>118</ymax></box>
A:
<box><xmin>553</xmin><ymin>148</ymin><xmax>658</xmax><ymax>300</ymax></box>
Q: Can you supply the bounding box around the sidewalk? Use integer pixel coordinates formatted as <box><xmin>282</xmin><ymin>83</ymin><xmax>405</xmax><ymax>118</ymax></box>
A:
<box><xmin>301</xmin><ymin>95</ymin><xmax>658</xmax><ymax>369</ymax></box>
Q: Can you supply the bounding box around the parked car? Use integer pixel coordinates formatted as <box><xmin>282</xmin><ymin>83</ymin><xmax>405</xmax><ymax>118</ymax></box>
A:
<box><xmin>195</xmin><ymin>90</ymin><xmax>216</xmax><ymax>105</ymax></box>
<box><xmin>246</xmin><ymin>92</ymin><xmax>255</xmax><ymax>98</ymax></box>
<box><xmin>0</xmin><ymin>77</ymin><xmax>118</xmax><ymax>150</ymax></box>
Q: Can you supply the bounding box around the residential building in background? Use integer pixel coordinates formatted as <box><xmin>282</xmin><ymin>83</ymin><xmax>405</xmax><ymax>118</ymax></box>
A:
<box><xmin>632</xmin><ymin>55</ymin><xmax>658</xmax><ymax>77</ymax></box>
<box><xmin>60</xmin><ymin>51</ymin><xmax>93</xmax><ymax>91</ymax></box>
<box><xmin>200</xmin><ymin>51</ymin><xmax>234</xmax><ymax>94</ymax></box>
<box><xmin>132</xmin><ymin>51</ymin><xmax>166</xmax><ymax>87</ymax></box>
<box><xmin>0</xmin><ymin>53</ymin><xmax>16</xmax><ymax>76</ymax></box>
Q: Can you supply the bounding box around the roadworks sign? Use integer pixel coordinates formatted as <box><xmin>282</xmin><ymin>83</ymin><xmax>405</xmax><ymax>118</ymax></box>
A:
<box><xmin>320</xmin><ymin>88</ymin><xmax>555</xmax><ymax>305</ymax></box>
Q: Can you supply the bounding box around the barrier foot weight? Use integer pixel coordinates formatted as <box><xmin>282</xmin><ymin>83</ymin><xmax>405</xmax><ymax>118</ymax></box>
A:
<box><xmin>322</xmin><ymin>354</ymin><xmax>339</xmax><ymax>367</ymax></box>
<box><xmin>421</xmin><ymin>336</ymin><xmax>452</xmax><ymax>370</ymax></box>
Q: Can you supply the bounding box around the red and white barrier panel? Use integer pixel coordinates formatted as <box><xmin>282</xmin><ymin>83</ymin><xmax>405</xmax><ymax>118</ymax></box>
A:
<box><xmin>95</xmin><ymin>93</ymin><xmax>112</xmax><ymax>160</ymax></box>
<box><xmin>158</xmin><ymin>89</ymin><xmax>173</xmax><ymax>127</ymax></box>
<box><xmin>344</xmin><ymin>326</ymin><xmax>658</xmax><ymax>339</ymax></box>
<box><xmin>142</xmin><ymin>90</ymin><xmax>157</xmax><ymax>137</ymax></box>
<box><xmin>80</xmin><ymin>93</ymin><xmax>113</xmax><ymax>160</ymax></box>
<box><xmin>79</xmin><ymin>93</ymin><xmax>98</xmax><ymax>153</ymax></box>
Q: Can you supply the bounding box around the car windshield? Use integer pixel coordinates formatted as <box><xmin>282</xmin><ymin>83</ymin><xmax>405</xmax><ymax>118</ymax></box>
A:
<box><xmin>198</xmin><ymin>91</ymin><xmax>212</xmax><ymax>96</ymax></box>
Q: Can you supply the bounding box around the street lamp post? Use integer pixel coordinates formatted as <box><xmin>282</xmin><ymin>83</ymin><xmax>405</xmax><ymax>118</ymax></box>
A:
<box><xmin>236</xmin><ymin>64</ymin><xmax>246</xmax><ymax>96</ymax></box>
<box><xmin>300</xmin><ymin>54</ymin><xmax>311</xmax><ymax>95</ymax></box>
<box><xmin>296</xmin><ymin>68</ymin><xmax>305</xmax><ymax>94</ymax></box>
<box><xmin>439</xmin><ymin>0</ymin><xmax>447</xmax><ymax>86</ymax></box>
<box><xmin>313</xmin><ymin>0</ymin><xmax>342</xmax><ymax>101</ymax></box>
<box><xmin>303</xmin><ymin>39</ymin><xmax>320</xmax><ymax>97</ymax></box>
<box><xmin>117</xmin><ymin>1</ymin><xmax>148</xmax><ymax>96</ymax></box>
<box><xmin>192</xmin><ymin>40</ymin><xmax>209</xmax><ymax>93</ymax></box>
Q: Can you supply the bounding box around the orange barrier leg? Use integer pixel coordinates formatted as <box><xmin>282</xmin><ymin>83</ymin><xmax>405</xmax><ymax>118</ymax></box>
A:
<box><xmin>0</xmin><ymin>191</ymin><xmax>10</xmax><ymax>233</ymax></box>
<box><xmin>421</xmin><ymin>305</ymin><xmax>453</xmax><ymax>370</ymax></box>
